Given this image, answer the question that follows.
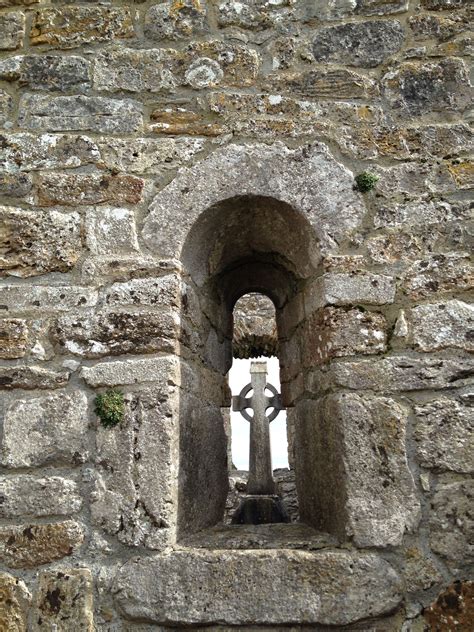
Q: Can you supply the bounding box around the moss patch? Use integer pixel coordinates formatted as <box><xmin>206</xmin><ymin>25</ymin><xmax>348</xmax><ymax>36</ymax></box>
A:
<box><xmin>355</xmin><ymin>171</ymin><xmax>379</xmax><ymax>193</ymax></box>
<box><xmin>95</xmin><ymin>389</ymin><xmax>125</xmax><ymax>427</ymax></box>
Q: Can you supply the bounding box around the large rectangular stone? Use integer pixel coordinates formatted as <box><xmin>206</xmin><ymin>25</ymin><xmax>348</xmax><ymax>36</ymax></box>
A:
<box><xmin>81</xmin><ymin>355</ymin><xmax>179</xmax><ymax>387</ymax></box>
<box><xmin>104</xmin><ymin>275</ymin><xmax>181</xmax><ymax>308</ymax></box>
<box><xmin>267</xmin><ymin>68</ymin><xmax>377</xmax><ymax>99</ymax></box>
<box><xmin>0</xmin><ymin>475</ymin><xmax>82</xmax><ymax>518</ymax></box>
<box><xmin>408</xmin><ymin>300</ymin><xmax>474</xmax><ymax>352</ymax></box>
<box><xmin>114</xmin><ymin>550</ymin><xmax>402</xmax><ymax>626</ymax></box>
<box><xmin>18</xmin><ymin>95</ymin><xmax>143</xmax><ymax>133</ymax></box>
<box><xmin>0</xmin><ymin>11</ymin><xmax>24</xmax><ymax>50</ymax></box>
<box><xmin>2</xmin><ymin>391</ymin><xmax>89</xmax><ymax>468</ymax></box>
<box><xmin>306</xmin><ymin>272</ymin><xmax>396</xmax><ymax>311</ymax></box>
<box><xmin>0</xmin><ymin>54</ymin><xmax>90</xmax><ymax>91</ymax></box>
<box><xmin>0</xmin><ymin>285</ymin><xmax>97</xmax><ymax>314</ymax></box>
<box><xmin>85</xmin><ymin>207</ymin><xmax>139</xmax><ymax>255</ymax></box>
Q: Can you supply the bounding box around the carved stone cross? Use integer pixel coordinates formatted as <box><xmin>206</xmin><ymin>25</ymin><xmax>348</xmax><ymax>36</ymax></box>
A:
<box><xmin>232</xmin><ymin>360</ymin><xmax>284</xmax><ymax>495</ymax></box>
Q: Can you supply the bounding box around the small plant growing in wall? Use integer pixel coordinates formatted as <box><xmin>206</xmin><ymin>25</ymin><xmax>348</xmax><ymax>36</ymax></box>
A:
<box><xmin>355</xmin><ymin>171</ymin><xmax>379</xmax><ymax>193</ymax></box>
<box><xmin>95</xmin><ymin>389</ymin><xmax>125</xmax><ymax>428</ymax></box>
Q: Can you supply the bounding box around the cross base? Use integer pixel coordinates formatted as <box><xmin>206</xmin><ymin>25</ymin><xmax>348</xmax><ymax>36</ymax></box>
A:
<box><xmin>231</xmin><ymin>495</ymin><xmax>290</xmax><ymax>525</ymax></box>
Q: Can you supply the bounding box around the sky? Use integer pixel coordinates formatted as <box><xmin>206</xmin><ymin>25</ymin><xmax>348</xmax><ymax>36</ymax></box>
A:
<box><xmin>228</xmin><ymin>356</ymin><xmax>289</xmax><ymax>471</ymax></box>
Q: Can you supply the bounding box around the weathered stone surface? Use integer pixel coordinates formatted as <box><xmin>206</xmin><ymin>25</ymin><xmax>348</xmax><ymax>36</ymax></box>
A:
<box><xmin>217</xmin><ymin>0</ymin><xmax>297</xmax><ymax>30</ymax></box>
<box><xmin>0</xmin><ymin>12</ymin><xmax>24</xmax><ymax>50</ymax></box>
<box><xmin>97</xmin><ymin>137</ymin><xmax>205</xmax><ymax>175</ymax></box>
<box><xmin>150</xmin><ymin>105</ymin><xmax>226</xmax><ymax>136</ymax></box>
<box><xmin>0</xmin><ymin>365</ymin><xmax>68</xmax><ymax>390</ymax></box>
<box><xmin>415</xmin><ymin>398</ymin><xmax>473</xmax><ymax>473</ymax></box>
<box><xmin>402</xmin><ymin>253</ymin><xmax>473</xmax><ymax>299</ymax></box>
<box><xmin>429</xmin><ymin>480</ymin><xmax>474</xmax><ymax>569</ymax></box>
<box><xmin>1</xmin><ymin>285</ymin><xmax>97</xmax><ymax>313</ymax></box>
<box><xmin>92</xmin><ymin>387</ymin><xmax>179</xmax><ymax>550</ymax></box>
<box><xmin>0</xmin><ymin>319</ymin><xmax>29</xmax><ymax>358</ymax></box>
<box><xmin>268</xmin><ymin>68</ymin><xmax>377</xmax><ymax>99</ymax></box>
<box><xmin>0</xmin><ymin>133</ymin><xmax>99</xmax><ymax>171</ymax></box>
<box><xmin>0</xmin><ymin>172</ymin><xmax>32</xmax><ymax>197</ymax></box>
<box><xmin>0</xmin><ymin>572</ymin><xmax>30</xmax><ymax>632</ymax></box>
<box><xmin>145</xmin><ymin>0</ymin><xmax>207</xmax><ymax>40</ymax></box>
<box><xmin>0</xmin><ymin>54</ymin><xmax>90</xmax><ymax>91</ymax></box>
<box><xmin>81</xmin><ymin>355</ymin><xmax>179</xmax><ymax>388</ymax></box>
<box><xmin>35</xmin><ymin>173</ymin><xmax>144</xmax><ymax>207</ymax></box>
<box><xmin>356</xmin><ymin>0</ymin><xmax>409</xmax><ymax>15</ymax></box>
<box><xmin>303</xmin><ymin>307</ymin><xmax>387</xmax><ymax>367</ymax></box>
<box><xmin>80</xmin><ymin>254</ymin><xmax>180</xmax><ymax>284</ymax></box>
<box><xmin>0</xmin><ymin>521</ymin><xmax>84</xmax><ymax>568</ymax></box>
<box><xmin>447</xmin><ymin>160</ymin><xmax>474</xmax><ymax>189</ymax></box>
<box><xmin>423</xmin><ymin>581</ymin><xmax>474</xmax><ymax>631</ymax></box>
<box><xmin>233</xmin><ymin>293</ymin><xmax>277</xmax><ymax>359</ymax></box>
<box><xmin>307</xmin><ymin>272</ymin><xmax>396</xmax><ymax>309</ymax></box>
<box><xmin>18</xmin><ymin>94</ymin><xmax>143</xmax><ymax>133</ymax></box>
<box><xmin>85</xmin><ymin>207</ymin><xmax>138</xmax><ymax>255</ymax></box>
<box><xmin>375</xmin><ymin>198</ymin><xmax>471</xmax><ymax>229</ymax></box>
<box><xmin>0</xmin><ymin>207</ymin><xmax>82</xmax><ymax>277</ymax></box>
<box><xmin>31</xmin><ymin>569</ymin><xmax>94</xmax><ymax>632</ymax></box>
<box><xmin>421</xmin><ymin>0</ymin><xmax>470</xmax><ymax>8</ymax></box>
<box><xmin>104</xmin><ymin>275</ymin><xmax>181</xmax><ymax>308</ymax></box>
<box><xmin>115</xmin><ymin>550</ymin><xmax>403</xmax><ymax>625</ymax></box>
<box><xmin>0</xmin><ymin>89</ymin><xmax>12</xmax><ymax>126</ymax></box>
<box><xmin>408</xmin><ymin>300</ymin><xmax>474</xmax><ymax>352</ymax></box>
<box><xmin>314</xmin><ymin>355</ymin><xmax>474</xmax><ymax>392</ymax></box>
<box><xmin>53</xmin><ymin>310</ymin><xmax>179</xmax><ymax>358</ymax></box>
<box><xmin>30</xmin><ymin>6</ymin><xmax>134</xmax><ymax>49</ymax></box>
<box><xmin>310</xmin><ymin>0</ymin><xmax>357</xmax><ymax>21</ymax></box>
<box><xmin>93</xmin><ymin>42</ymin><xmax>260</xmax><ymax>93</ymax></box>
<box><xmin>409</xmin><ymin>13</ymin><xmax>470</xmax><ymax>42</ymax></box>
<box><xmin>0</xmin><ymin>475</ymin><xmax>82</xmax><ymax>518</ymax></box>
<box><xmin>296</xmin><ymin>395</ymin><xmax>420</xmax><ymax>546</ymax></box>
<box><xmin>144</xmin><ymin>143</ymin><xmax>366</xmax><ymax>259</ymax></box>
<box><xmin>312</xmin><ymin>20</ymin><xmax>405</xmax><ymax>68</ymax></box>
<box><xmin>383</xmin><ymin>58</ymin><xmax>471</xmax><ymax>116</ymax></box>
<box><xmin>2</xmin><ymin>391</ymin><xmax>89</xmax><ymax>468</ymax></box>
<box><xmin>402</xmin><ymin>547</ymin><xmax>442</xmax><ymax>593</ymax></box>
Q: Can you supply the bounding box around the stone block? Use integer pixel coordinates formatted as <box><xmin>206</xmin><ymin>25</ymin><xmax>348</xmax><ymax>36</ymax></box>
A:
<box><xmin>415</xmin><ymin>398</ymin><xmax>473</xmax><ymax>473</ymax></box>
<box><xmin>296</xmin><ymin>395</ymin><xmax>420</xmax><ymax>546</ymax></box>
<box><xmin>1</xmin><ymin>285</ymin><xmax>97</xmax><ymax>314</ymax></box>
<box><xmin>1</xmin><ymin>0</ymin><xmax>38</xmax><ymax>5</ymax></box>
<box><xmin>2</xmin><ymin>391</ymin><xmax>89</xmax><ymax>468</ymax></box>
<box><xmin>408</xmin><ymin>300</ymin><xmax>474</xmax><ymax>352</ymax></box>
<box><xmin>0</xmin><ymin>12</ymin><xmax>24</xmax><ymax>50</ymax></box>
<box><xmin>448</xmin><ymin>160</ymin><xmax>474</xmax><ymax>189</ymax></box>
<box><xmin>268</xmin><ymin>68</ymin><xmax>377</xmax><ymax>99</ymax></box>
<box><xmin>356</xmin><ymin>0</ymin><xmax>409</xmax><ymax>15</ymax></box>
<box><xmin>0</xmin><ymin>572</ymin><xmax>30</xmax><ymax>632</ymax></box>
<box><xmin>310</xmin><ymin>0</ymin><xmax>357</xmax><ymax>21</ymax></box>
<box><xmin>0</xmin><ymin>319</ymin><xmax>29</xmax><ymax>359</ymax></box>
<box><xmin>81</xmin><ymin>355</ymin><xmax>180</xmax><ymax>387</ymax></box>
<box><xmin>0</xmin><ymin>54</ymin><xmax>90</xmax><ymax>91</ymax></box>
<box><xmin>0</xmin><ymin>366</ymin><xmax>68</xmax><ymax>390</ymax></box>
<box><xmin>402</xmin><ymin>547</ymin><xmax>442</xmax><ymax>593</ymax></box>
<box><xmin>18</xmin><ymin>94</ymin><xmax>143</xmax><ymax>134</ymax></box>
<box><xmin>30</xmin><ymin>6</ymin><xmax>133</xmax><ymax>49</ymax></box>
<box><xmin>92</xmin><ymin>387</ymin><xmax>179</xmax><ymax>550</ymax></box>
<box><xmin>383</xmin><ymin>58</ymin><xmax>471</xmax><ymax>116</ymax></box>
<box><xmin>0</xmin><ymin>172</ymin><xmax>32</xmax><ymax>197</ymax></box>
<box><xmin>0</xmin><ymin>207</ymin><xmax>82</xmax><ymax>277</ymax></box>
<box><xmin>0</xmin><ymin>521</ymin><xmax>84</xmax><ymax>568</ymax></box>
<box><xmin>306</xmin><ymin>272</ymin><xmax>395</xmax><ymax>311</ymax></box>
<box><xmin>312</xmin><ymin>20</ymin><xmax>405</xmax><ymax>68</ymax></box>
<box><xmin>35</xmin><ymin>173</ymin><xmax>144</xmax><ymax>207</ymax></box>
<box><xmin>0</xmin><ymin>475</ymin><xmax>82</xmax><ymax>518</ymax></box>
<box><xmin>53</xmin><ymin>310</ymin><xmax>179</xmax><ymax>358</ymax></box>
<box><xmin>429</xmin><ymin>479</ymin><xmax>474</xmax><ymax>570</ymax></box>
<box><xmin>114</xmin><ymin>550</ymin><xmax>402</xmax><ymax>626</ymax></box>
<box><xmin>0</xmin><ymin>88</ymin><xmax>12</xmax><ymax>126</ymax></box>
<box><xmin>104</xmin><ymin>275</ymin><xmax>181</xmax><ymax>308</ymax></box>
<box><xmin>315</xmin><ymin>354</ymin><xmax>474</xmax><ymax>392</ymax></box>
<box><xmin>217</xmin><ymin>0</ymin><xmax>298</xmax><ymax>30</ymax></box>
<box><xmin>31</xmin><ymin>569</ymin><xmax>94</xmax><ymax>632</ymax></box>
<box><xmin>409</xmin><ymin>13</ymin><xmax>470</xmax><ymax>42</ymax></box>
<box><xmin>144</xmin><ymin>0</ymin><xmax>208</xmax><ymax>40</ymax></box>
<box><xmin>402</xmin><ymin>253</ymin><xmax>473</xmax><ymax>299</ymax></box>
<box><xmin>85</xmin><ymin>208</ymin><xmax>139</xmax><ymax>255</ymax></box>
<box><xmin>150</xmin><ymin>105</ymin><xmax>226</xmax><ymax>136</ymax></box>
<box><xmin>80</xmin><ymin>255</ymin><xmax>180</xmax><ymax>284</ymax></box>
<box><xmin>303</xmin><ymin>307</ymin><xmax>387</xmax><ymax>367</ymax></box>
<box><xmin>421</xmin><ymin>0</ymin><xmax>470</xmax><ymax>8</ymax></box>
<box><xmin>97</xmin><ymin>137</ymin><xmax>205</xmax><ymax>175</ymax></box>
<box><xmin>0</xmin><ymin>133</ymin><xmax>99</xmax><ymax>171</ymax></box>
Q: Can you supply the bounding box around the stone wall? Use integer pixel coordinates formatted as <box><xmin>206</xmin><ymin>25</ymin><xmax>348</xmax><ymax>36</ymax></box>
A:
<box><xmin>0</xmin><ymin>0</ymin><xmax>473</xmax><ymax>629</ymax></box>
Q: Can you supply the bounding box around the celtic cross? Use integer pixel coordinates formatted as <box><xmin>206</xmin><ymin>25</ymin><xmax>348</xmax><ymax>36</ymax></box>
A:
<box><xmin>232</xmin><ymin>360</ymin><xmax>284</xmax><ymax>495</ymax></box>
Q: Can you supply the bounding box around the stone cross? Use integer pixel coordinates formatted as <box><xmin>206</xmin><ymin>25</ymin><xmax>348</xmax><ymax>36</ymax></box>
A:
<box><xmin>232</xmin><ymin>361</ymin><xmax>283</xmax><ymax>495</ymax></box>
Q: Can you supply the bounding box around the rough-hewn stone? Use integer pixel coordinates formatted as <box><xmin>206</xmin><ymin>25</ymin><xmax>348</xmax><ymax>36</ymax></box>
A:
<box><xmin>429</xmin><ymin>480</ymin><xmax>474</xmax><ymax>570</ymax></box>
<box><xmin>402</xmin><ymin>253</ymin><xmax>473</xmax><ymax>299</ymax></box>
<box><xmin>1</xmin><ymin>285</ymin><xmax>97</xmax><ymax>314</ymax></box>
<box><xmin>402</xmin><ymin>547</ymin><xmax>442</xmax><ymax>593</ymax></box>
<box><xmin>217</xmin><ymin>0</ymin><xmax>297</xmax><ymax>30</ymax></box>
<box><xmin>233</xmin><ymin>293</ymin><xmax>277</xmax><ymax>359</ymax></box>
<box><xmin>0</xmin><ymin>521</ymin><xmax>84</xmax><ymax>568</ymax></box>
<box><xmin>307</xmin><ymin>272</ymin><xmax>396</xmax><ymax>309</ymax></box>
<box><xmin>0</xmin><ymin>54</ymin><xmax>90</xmax><ymax>91</ymax></box>
<box><xmin>0</xmin><ymin>172</ymin><xmax>32</xmax><ymax>197</ymax></box>
<box><xmin>0</xmin><ymin>12</ymin><xmax>24</xmax><ymax>50</ymax></box>
<box><xmin>2</xmin><ymin>391</ymin><xmax>89</xmax><ymax>468</ymax></box>
<box><xmin>145</xmin><ymin>0</ymin><xmax>207</xmax><ymax>41</ymax></box>
<box><xmin>150</xmin><ymin>105</ymin><xmax>226</xmax><ymax>136</ymax></box>
<box><xmin>84</xmin><ymin>207</ymin><xmax>138</xmax><ymax>255</ymax></box>
<box><xmin>31</xmin><ymin>569</ymin><xmax>94</xmax><ymax>632</ymax></box>
<box><xmin>312</xmin><ymin>20</ymin><xmax>405</xmax><ymax>68</ymax></box>
<box><xmin>81</xmin><ymin>355</ymin><xmax>179</xmax><ymax>388</ymax></box>
<box><xmin>0</xmin><ymin>207</ymin><xmax>82</xmax><ymax>277</ymax></box>
<box><xmin>268</xmin><ymin>68</ymin><xmax>377</xmax><ymax>99</ymax></box>
<box><xmin>0</xmin><ymin>319</ymin><xmax>29</xmax><ymax>358</ymax></box>
<box><xmin>0</xmin><ymin>88</ymin><xmax>12</xmax><ymax>126</ymax></box>
<box><xmin>0</xmin><ymin>572</ymin><xmax>30</xmax><ymax>632</ymax></box>
<box><xmin>421</xmin><ymin>0</ymin><xmax>470</xmax><ymax>9</ymax></box>
<box><xmin>30</xmin><ymin>6</ymin><xmax>134</xmax><ymax>49</ymax></box>
<box><xmin>115</xmin><ymin>550</ymin><xmax>403</xmax><ymax>625</ymax></box>
<box><xmin>0</xmin><ymin>365</ymin><xmax>68</xmax><ymax>390</ymax></box>
<box><xmin>104</xmin><ymin>275</ymin><xmax>181</xmax><ymax>308</ymax></box>
<box><xmin>415</xmin><ymin>398</ymin><xmax>473</xmax><ymax>473</ymax></box>
<box><xmin>18</xmin><ymin>95</ymin><xmax>143</xmax><ymax>133</ymax></box>
<box><xmin>0</xmin><ymin>475</ymin><xmax>82</xmax><ymax>518</ymax></box>
<box><xmin>408</xmin><ymin>300</ymin><xmax>474</xmax><ymax>352</ymax></box>
<box><xmin>356</xmin><ymin>0</ymin><xmax>409</xmax><ymax>15</ymax></box>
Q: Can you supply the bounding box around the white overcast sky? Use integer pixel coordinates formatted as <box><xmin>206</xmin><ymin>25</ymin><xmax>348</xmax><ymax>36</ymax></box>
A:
<box><xmin>228</xmin><ymin>356</ymin><xmax>289</xmax><ymax>471</ymax></box>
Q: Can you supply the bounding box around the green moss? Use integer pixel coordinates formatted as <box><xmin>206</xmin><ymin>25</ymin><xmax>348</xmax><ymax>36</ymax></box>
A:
<box><xmin>94</xmin><ymin>389</ymin><xmax>125</xmax><ymax>428</ymax></box>
<box><xmin>355</xmin><ymin>171</ymin><xmax>379</xmax><ymax>193</ymax></box>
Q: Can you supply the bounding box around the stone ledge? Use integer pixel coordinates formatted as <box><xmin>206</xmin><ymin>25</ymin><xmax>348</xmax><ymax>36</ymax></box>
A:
<box><xmin>114</xmin><ymin>549</ymin><xmax>403</xmax><ymax>626</ymax></box>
